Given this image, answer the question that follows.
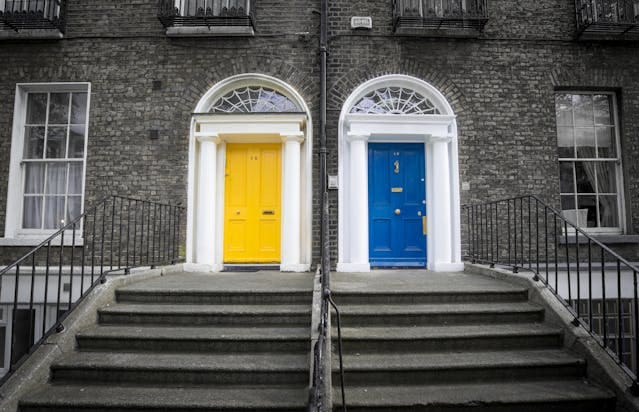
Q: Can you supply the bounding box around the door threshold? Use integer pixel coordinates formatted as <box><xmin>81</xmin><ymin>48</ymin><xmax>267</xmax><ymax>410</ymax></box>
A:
<box><xmin>222</xmin><ymin>264</ymin><xmax>280</xmax><ymax>272</ymax></box>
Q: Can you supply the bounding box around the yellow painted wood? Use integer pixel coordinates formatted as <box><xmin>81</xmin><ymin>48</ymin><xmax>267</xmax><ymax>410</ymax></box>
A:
<box><xmin>224</xmin><ymin>143</ymin><xmax>281</xmax><ymax>263</ymax></box>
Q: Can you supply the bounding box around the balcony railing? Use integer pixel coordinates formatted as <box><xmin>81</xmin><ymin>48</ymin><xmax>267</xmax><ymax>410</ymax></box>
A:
<box><xmin>0</xmin><ymin>0</ymin><xmax>65</xmax><ymax>34</ymax></box>
<box><xmin>576</xmin><ymin>0</ymin><xmax>639</xmax><ymax>39</ymax></box>
<box><xmin>393</xmin><ymin>0</ymin><xmax>488</xmax><ymax>37</ymax></box>
<box><xmin>158</xmin><ymin>0</ymin><xmax>254</xmax><ymax>36</ymax></box>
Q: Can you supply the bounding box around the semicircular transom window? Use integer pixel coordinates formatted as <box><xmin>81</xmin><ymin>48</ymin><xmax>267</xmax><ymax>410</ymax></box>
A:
<box><xmin>209</xmin><ymin>86</ymin><xmax>301</xmax><ymax>113</ymax></box>
<box><xmin>350</xmin><ymin>87</ymin><xmax>441</xmax><ymax>115</ymax></box>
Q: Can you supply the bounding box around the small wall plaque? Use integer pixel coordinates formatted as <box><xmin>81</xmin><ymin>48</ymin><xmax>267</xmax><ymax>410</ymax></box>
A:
<box><xmin>328</xmin><ymin>175</ymin><xmax>339</xmax><ymax>190</ymax></box>
<box><xmin>351</xmin><ymin>16</ymin><xmax>372</xmax><ymax>29</ymax></box>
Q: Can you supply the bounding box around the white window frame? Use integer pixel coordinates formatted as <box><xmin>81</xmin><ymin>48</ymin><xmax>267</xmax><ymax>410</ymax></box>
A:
<box><xmin>2</xmin><ymin>83</ymin><xmax>90</xmax><ymax>246</ymax></box>
<box><xmin>556</xmin><ymin>90</ymin><xmax>625</xmax><ymax>235</ymax></box>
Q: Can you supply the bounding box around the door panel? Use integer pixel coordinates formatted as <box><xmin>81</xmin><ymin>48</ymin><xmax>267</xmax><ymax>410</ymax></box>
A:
<box><xmin>224</xmin><ymin>143</ymin><xmax>281</xmax><ymax>263</ymax></box>
<box><xmin>368</xmin><ymin>143</ymin><xmax>427</xmax><ymax>267</ymax></box>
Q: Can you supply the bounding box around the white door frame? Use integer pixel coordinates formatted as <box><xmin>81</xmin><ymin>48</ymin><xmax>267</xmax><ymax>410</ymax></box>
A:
<box><xmin>337</xmin><ymin>75</ymin><xmax>463</xmax><ymax>272</ymax></box>
<box><xmin>185</xmin><ymin>74</ymin><xmax>312</xmax><ymax>272</ymax></box>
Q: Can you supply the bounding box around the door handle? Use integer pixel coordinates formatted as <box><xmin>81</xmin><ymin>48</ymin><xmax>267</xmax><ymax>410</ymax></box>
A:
<box><xmin>262</xmin><ymin>210</ymin><xmax>275</xmax><ymax>215</ymax></box>
<box><xmin>394</xmin><ymin>209</ymin><xmax>401</xmax><ymax>215</ymax></box>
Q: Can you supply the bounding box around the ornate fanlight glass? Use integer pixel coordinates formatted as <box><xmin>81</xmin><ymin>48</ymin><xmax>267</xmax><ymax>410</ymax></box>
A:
<box><xmin>210</xmin><ymin>86</ymin><xmax>301</xmax><ymax>113</ymax></box>
<box><xmin>350</xmin><ymin>87</ymin><xmax>440</xmax><ymax>115</ymax></box>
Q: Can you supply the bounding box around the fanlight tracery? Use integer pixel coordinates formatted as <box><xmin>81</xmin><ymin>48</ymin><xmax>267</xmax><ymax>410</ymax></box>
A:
<box><xmin>350</xmin><ymin>87</ymin><xmax>441</xmax><ymax>115</ymax></box>
<box><xmin>209</xmin><ymin>86</ymin><xmax>301</xmax><ymax>113</ymax></box>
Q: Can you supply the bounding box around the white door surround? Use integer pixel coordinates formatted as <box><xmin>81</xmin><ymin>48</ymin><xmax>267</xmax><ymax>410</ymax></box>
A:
<box><xmin>337</xmin><ymin>75</ymin><xmax>464</xmax><ymax>273</ymax></box>
<box><xmin>185</xmin><ymin>74</ymin><xmax>312</xmax><ymax>272</ymax></box>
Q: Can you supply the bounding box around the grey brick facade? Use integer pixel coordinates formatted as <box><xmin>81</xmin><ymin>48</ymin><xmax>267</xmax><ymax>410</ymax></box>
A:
<box><xmin>1</xmin><ymin>0</ymin><xmax>638</xmax><ymax>266</ymax></box>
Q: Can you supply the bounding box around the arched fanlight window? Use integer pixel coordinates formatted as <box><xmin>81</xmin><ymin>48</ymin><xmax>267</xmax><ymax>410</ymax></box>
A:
<box><xmin>350</xmin><ymin>86</ymin><xmax>441</xmax><ymax>115</ymax></box>
<box><xmin>209</xmin><ymin>86</ymin><xmax>301</xmax><ymax>113</ymax></box>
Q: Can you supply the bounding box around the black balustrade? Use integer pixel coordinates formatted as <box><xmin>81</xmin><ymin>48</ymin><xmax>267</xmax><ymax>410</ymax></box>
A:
<box><xmin>0</xmin><ymin>195</ymin><xmax>184</xmax><ymax>384</ymax></box>
<box><xmin>393</xmin><ymin>0</ymin><xmax>488</xmax><ymax>35</ymax></box>
<box><xmin>576</xmin><ymin>0</ymin><xmax>639</xmax><ymax>39</ymax></box>
<box><xmin>463</xmin><ymin>195</ymin><xmax>639</xmax><ymax>393</ymax></box>
<box><xmin>0</xmin><ymin>0</ymin><xmax>65</xmax><ymax>32</ymax></box>
<box><xmin>158</xmin><ymin>0</ymin><xmax>254</xmax><ymax>28</ymax></box>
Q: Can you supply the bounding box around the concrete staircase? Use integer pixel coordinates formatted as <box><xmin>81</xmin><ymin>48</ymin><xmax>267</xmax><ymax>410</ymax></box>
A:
<box><xmin>18</xmin><ymin>272</ymin><xmax>313</xmax><ymax>411</ymax></box>
<box><xmin>330</xmin><ymin>271</ymin><xmax>616</xmax><ymax>411</ymax></box>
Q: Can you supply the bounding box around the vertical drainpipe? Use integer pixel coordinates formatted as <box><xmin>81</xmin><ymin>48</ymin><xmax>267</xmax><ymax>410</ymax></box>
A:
<box><xmin>319</xmin><ymin>0</ymin><xmax>333</xmax><ymax>408</ymax></box>
<box><xmin>320</xmin><ymin>0</ymin><xmax>329</xmax><ymax>289</ymax></box>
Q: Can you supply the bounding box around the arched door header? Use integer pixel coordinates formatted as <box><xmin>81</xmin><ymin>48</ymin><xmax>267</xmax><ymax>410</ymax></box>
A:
<box><xmin>350</xmin><ymin>86</ymin><xmax>441</xmax><ymax>115</ymax></box>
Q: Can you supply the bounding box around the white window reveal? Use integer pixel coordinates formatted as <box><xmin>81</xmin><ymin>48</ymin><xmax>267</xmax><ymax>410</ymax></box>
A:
<box><xmin>556</xmin><ymin>92</ymin><xmax>623</xmax><ymax>233</ymax></box>
<box><xmin>3</xmin><ymin>83</ymin><xmax>90</xmax><ymax>245</ymax></box>
<box><xmin>350</xmin><ymin>86</ymin><xmax>441</xmax><ymax>115</ymax></box>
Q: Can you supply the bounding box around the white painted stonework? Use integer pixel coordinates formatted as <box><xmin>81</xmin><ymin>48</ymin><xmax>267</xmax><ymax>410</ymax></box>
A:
<box><xmin>337</xmin><ymin>75</ymin><xmax>464</xmax><ymax>272</ymax></box>
<box><xmin>186</xmin><ymin>74</ymin><xmax>312</xmax><ymax>272</ymax></box>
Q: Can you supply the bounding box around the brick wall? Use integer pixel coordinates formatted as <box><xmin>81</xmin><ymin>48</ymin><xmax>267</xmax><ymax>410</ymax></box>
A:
<box><xmin>0</xmin><ymin>0</ymin><xmax>638</xmax><ymax>266</ymax></box>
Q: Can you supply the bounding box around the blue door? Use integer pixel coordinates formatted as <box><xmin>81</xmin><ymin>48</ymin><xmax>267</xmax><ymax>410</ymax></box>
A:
<box><xmin>368</xmin><ymin>143</ymin><xmax>427</xmax><ymax>267</ymax></box>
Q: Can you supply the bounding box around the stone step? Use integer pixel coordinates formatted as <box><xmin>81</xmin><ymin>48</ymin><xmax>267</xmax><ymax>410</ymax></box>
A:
<box><xmin>19</xmin><ymin>384</ymin><xmax>307</xmax><ymax>411</ymax></box>
<box><xmin>332</xmin><ymin>380</ymin><xmax>615</xmax><ymax>411</ymax></box>
<box><xmin>331</xmin><ymin>349</ymin><xmax>585</xmax><ymax>385</ymax></box>
<box><xmin>116</xmin><ymin>289</ymin><xmax>312</xmax><ymax>305</ymax></box>
<box><xmin>77</xmin><ymin>325</ymin><xmax>310</xmax><ymax>353</ymax></box>
<box><xmin>51</xmin><ymin>352</ymin><xmax>309</xmax><ymax>386</ymax></box>
<box><xmin>99</xmin><ymin>303</ymin><xmax>311</xmax><ymax>326</ymax></box>
<box><xmin>333</xmin><ymin>302</ymin><xmax>544</xmax><ymax>326</ymax></box>
<box><xmin>334</xmin><ymin>323</ymin><xmax>562</xmax><ymax>353</ymax></box>
<box><xmin>331</xmin><ymin>289</ymin><xmax>529</xmax><ymax>305</ymax></box>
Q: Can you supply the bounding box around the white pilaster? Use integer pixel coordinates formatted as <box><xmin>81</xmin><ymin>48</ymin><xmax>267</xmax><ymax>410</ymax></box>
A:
<box><xmin>280</xmin><ymin>134</ymin><xmax>304</xmax><ymax>272</ymax></box>
<box><xmin>348</xmin><ymin>133</ymin><xmax>370</xmax><ymax>272</ymax></box>
<box><xmin>430</xmin><ymin>138</ymin><xmax>454</xmax><ymax>272</ymax></box>
<box><xmin>195</xmin><ymin>135</ymin><xmax>220</xmax><ymax>269</ymax></box>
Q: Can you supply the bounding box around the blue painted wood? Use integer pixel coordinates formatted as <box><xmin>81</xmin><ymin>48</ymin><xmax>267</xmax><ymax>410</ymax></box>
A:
<box><xmin>368</xmin><ymin>143</ymin><xmax>427</xmax><ymax>267</ymax></box>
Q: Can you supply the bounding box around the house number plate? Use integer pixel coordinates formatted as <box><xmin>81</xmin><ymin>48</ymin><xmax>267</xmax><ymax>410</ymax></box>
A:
<box><xmin>391</xmin><ymin>187</ymin><xmax>403</xmax><ymax>193</ymax></box>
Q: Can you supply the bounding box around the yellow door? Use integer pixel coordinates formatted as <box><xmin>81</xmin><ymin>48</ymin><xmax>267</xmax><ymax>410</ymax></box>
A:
<box><xmin>224</xmin><ymin>143</ymin><xmax>281</xmax><ymax>263</ymax></box>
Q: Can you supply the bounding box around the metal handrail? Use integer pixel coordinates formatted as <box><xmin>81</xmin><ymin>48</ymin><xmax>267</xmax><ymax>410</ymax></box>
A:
<box><xmin>0</xmin><ymin>195</ymin><xmax>184</xmax><ymax>385</ymax></box>
<box><xmin>462</xmin><ymin>194</ymin><xmax>639</xmax><ymax>393</ymax></box>
<box><xmin>0</xmin><ymin>0</ymin><xmax>66</xmax><ymax>32</ymax></box>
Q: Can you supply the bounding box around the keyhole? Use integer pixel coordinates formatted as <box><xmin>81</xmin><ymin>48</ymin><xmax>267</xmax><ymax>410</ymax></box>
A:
<box><xmin>394</xmin><ymin>160</ymin><xmax>400</xmax><ymax>174</ymax></box>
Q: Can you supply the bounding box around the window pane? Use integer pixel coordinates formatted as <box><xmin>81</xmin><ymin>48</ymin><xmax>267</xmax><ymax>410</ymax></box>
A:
<box><xmin>43</xmin><ymin>196</ymin><xmax>65</xmax><ymax>229</ymax></box>
<box><xmin>26</xmin><ymin>93</ymin><xmax>47</xmax><ymax>124</ymax></box>
<box><xmin>68</xmin><ymin>163</ymin><xmax>83</xmax><ymax>195</ymax></box>
<box><xmin>577</xmin><ymin>195</ymin><xmax>597</xmax><ymax>227</ymax></box>
<box><xmin>595</xmin><ymin>162</ymin><xmax>617</xmax><ymax>194</ymax></box>
<box><xmin>67</xmin><ymin>196</ymin><xmax>82</xmax><ymax>224</ymax></box>
<box><xmin>575</xmin><ymin>162</ymin><xmax>596</xmax><ymax>193</ymax></box>
<box><xmin>575</xmin><ymin>128</ymin><xmax>596</xmax><ymax>158</ymax></box>
<box><xmin>561</xmin><ymin>195</ymin><xmax>579</xmax><ymax>226</ymax></box>
<box><xmin>45</xmin><ymin>127</ymin><xmax>67</xmax><ymax>159</ymax></box>
<box><xmin>0</xmin><ymin>326</ymin><xmax>5</xmax><ymax>368</ymax></box>
<box><xmin>594</xmin><ymin>95</ymin><xmax>612</xmax><ymax>125</ymax></box>
<box><xmin>599</xmin><ymin>195</ymin><xmax>619</xmax><ymax>227</ymax></box>
<box><xmin>45</xmin><ymin>163</ymin><xmax>67</xmax><ymax>195</ymax></box>
<box><xmin>23</xmin><ymin>126</ymin><xmax>45</xmax><ymax>159</ymax></box>
<box><xmin>48</xmin><ymin>93</ymin><xmax>70</xmax><ymax>125</ymax></box>
<box><xmin>24</xmin><ymin>163</ymin><xmax>45</xmax><ymax>194</ymax></box>
<box><xmin>23</xmin><ymin>196</ymin><xmax>42</xmax><ymax>229</ymax></box>
<box><xmin>559</xmin><ymin>162</ymin><xmax>574</xmax><ymax>193</ymax></box>
<box><xmin>70</xmin><ymin>93</ymin><xmax>87</xmax><ymax>124</ymax></box>
<box><xmin>557</xmin><ymin>127</ymin><xmax>574</xmax><ymax>158</ymax></box>
<box><xmin>68</xmin><ymin>125</ymin><xmax>85</xmax><ymax>158</ymax></box>
<box><xmin>574</xmin><ymin>95</ymin><xmax>594</xmax><ymax>126</ymax></box>
<box><xmin>556</xmin><ymin>94</ymin><xmax>573</xmax><ymax>126</ymax></box>
<box><xmin>596</xmin><ymin>126</ymin><xmax>616</xmax><ymax>158</ymax></box>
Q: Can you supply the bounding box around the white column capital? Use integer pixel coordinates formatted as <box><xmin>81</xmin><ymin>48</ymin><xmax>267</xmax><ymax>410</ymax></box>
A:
<box><xmin>280</xmin><ymin>133</ymin><xmax>305</xmax><ymax>143</ymax></box>
<box><xmin>428</xmin><ymin>135</ymin><xmax>454</xmax><ymax>144</ymax></box>
<box><xmin>347</xmin><ymin>133</ymin><xmax>370</xmax><ymax>142</ymax></box>
<box><xmin>196</xmin><ymin>133</ymin><xmax>222</xmax><ymax>144</ymax></box>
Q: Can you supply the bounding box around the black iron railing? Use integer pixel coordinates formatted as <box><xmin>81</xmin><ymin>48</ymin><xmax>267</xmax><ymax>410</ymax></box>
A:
<box><xmin>463</xmin><ymin>194</ymin><xmax>639</xmax><ymax>392</ymax></box>
<box><xmin>576</xmin><ymin>0</ymin><xmax>639</xmax><ymax>39</ymax></box>
<box><xmin>393</xmin><ymin>0</ymin><xmax>488</xmax><ymax>34</ymax></box>
<box><xmin>158</xmin><ymin>0</ymin><xmax>254</xmax><ymax>28</ymax></box>
<box><xmin>0</xmin><ymin>0</ymin><xmax>65</xmax><ymax>32</ymax></box>
<box><xmin>0</xmin><ymin>195</ymin><xmax>184</xmax><ymax>384</ymax></box>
